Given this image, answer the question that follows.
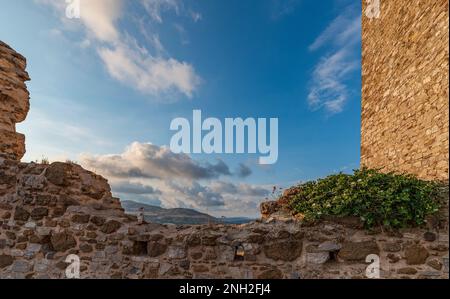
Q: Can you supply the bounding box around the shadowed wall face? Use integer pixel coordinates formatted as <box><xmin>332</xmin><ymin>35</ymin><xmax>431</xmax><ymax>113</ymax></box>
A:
<box><xmin>361</xmin><ymin>0</ymin><xmax>449</xmax><ymax>181</ymax></box>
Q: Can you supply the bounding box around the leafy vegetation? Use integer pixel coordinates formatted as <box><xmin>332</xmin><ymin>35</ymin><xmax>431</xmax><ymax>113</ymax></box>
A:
<box><xmin>288</xmin><ymin>168</ymin><xmax>442</xmax><ymax>228</ymax></box>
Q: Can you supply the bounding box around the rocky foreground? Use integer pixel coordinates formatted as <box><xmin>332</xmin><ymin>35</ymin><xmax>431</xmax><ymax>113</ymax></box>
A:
<box><xmin>0</xmin><ymin>41</ymin><xmax>449</xmax><ymax>279</ymax></box>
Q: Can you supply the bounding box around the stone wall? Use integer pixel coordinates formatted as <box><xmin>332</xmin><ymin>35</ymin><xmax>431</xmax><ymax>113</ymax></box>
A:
<box><xmin>361</xmin><ymin>0</ymin><xmax>449</xmax><ymax>181</ymax></box>
<box><xmin>0</xmin><ymin>41</ymin><xmax>30</xmax><ymax>161</ymax></box>
<box><xmin>0</xmin><ymin>160</ymin><xmax>448</xmax><ymax>279</ymax></box>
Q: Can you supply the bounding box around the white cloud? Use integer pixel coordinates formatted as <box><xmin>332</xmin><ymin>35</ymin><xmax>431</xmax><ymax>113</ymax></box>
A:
<box><xmin>141</xmin><ymin>178</ymin><xmax>269</xmax><ymax>216</ymax></box>
<box><xmin>98</xmin><ymin>42</ymin><xmax>199</xmax><ymax>97</ymax></box>
<box><xmin>174</xmin><ymin>23</ymin><xmax>190</xmax><ymax>45</ymax></box>
<box><xmin>210</xmin><ymin>181</ymin><xmax>269</xmax><ymax>197</ymax></box>
<box><xmin>112</xmin><ymin>181</ymin><xmax>161</xmax><ymax>195</ymax></box>
<box><xmin>78</xmin><ymin>141</ymin><xmax>269</xmax><ymax>216</ymax></box>
<box><xmin>80</xmin><ymin>0</ymin><xmax>123</xmax><ymax>42</ymax></box>
<box><xmin>141</xmin><ymin>0</ymin><xmax>202</xmax><ymax>23</ymax></box>
<box><xmin>307</xmin><ymin>5</ymin><xmax>361</xmax><ymax>114</ymax></box>
<box><xmin>36</xmin><ymin>0</ymin><xmax>200</xmax><ymax>99</ymax></box>
<box><xmin>309</xmin><ymin>10</ymin><xmax>360</xmax><ymax>52</ymax></box>
<box><xmin>168</xmin><ymin>181</ymin><xmax>225</xmax><ymax>207</ymax></box>
<box><xmin>35</xmin><ymin>0</ymin><xmax>122</xmax><ymax>42</ymax></box>
<box><xmin>80</xmin><ymin>142</ymin><xmax>232</xmax><ymax>181</ymax></box>
<box><xmin>308</xmin><ymin>48</ymin><xmax>359</xmax><ymax>114</ymax></box>
<box><xmin>190</xmin><ymin>10</ymin><xmax>202</xmax><ymax>23</ymax></box>
<box><xmin>236</xmin><ymin>163</ymin><xmax>252</xmax><ymax>178</ymax></box>
<box><xmin>270</xmin><ymin>0</ymin><xmax>301</xmax><ymax>20</ymax></box>
<box><xmin>141</xmin><ymin>0</ymin><xmax>180</xmax><ymax>23</ymax></box>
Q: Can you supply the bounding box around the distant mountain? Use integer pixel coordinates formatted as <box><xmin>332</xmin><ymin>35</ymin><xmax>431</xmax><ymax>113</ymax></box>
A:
<box><xmin>121</xmin><ymin>200</ymin><xmax>254</xmax><ymax>225</ymax></box>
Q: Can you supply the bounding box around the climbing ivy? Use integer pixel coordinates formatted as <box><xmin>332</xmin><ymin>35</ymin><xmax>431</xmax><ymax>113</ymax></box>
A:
<box><xmin>288</xmin><ymin>168</ymin><xmax>442</xmax><ymax>228</ymax></box>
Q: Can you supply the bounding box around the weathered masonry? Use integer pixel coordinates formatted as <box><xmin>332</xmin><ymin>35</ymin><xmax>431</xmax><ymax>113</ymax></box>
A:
<box><xmin>361</xmin><ymin>0</ymin><xmax>449</xmax><ymax>181</ymax></box>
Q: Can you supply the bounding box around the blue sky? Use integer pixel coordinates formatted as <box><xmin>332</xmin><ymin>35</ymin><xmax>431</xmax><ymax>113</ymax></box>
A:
<box><xmin>0</xmin><ymin>0</ymin><xmax>361</xmax><ymax>217</ymax></box>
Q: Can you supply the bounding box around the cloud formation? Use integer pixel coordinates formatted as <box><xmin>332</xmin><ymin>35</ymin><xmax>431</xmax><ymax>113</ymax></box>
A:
<box><xmin>210</xmin><ymin>181</ymin><xmax>269</xmax><ymax>197</ymax></box>
<box><xmin>168</xmin><ymin>181</ymin><xmax>225</xmax><ymax>207</ymax></box>
<box><xmin>79</xmin><ymin>142</ymin><xmax>269</xmax><ymax>216</ymax></box>
<box><xmin>236</xmin><ymin>163</ymin><xmax>252</xmax><ymax>178</ymax></box>
<box><xmin>307</xmin><ymin>5</ymin><xmax>361</xmax><ymax>114</ymax></box>
<box><xmin>270</xmin><ymin>0</ymin><xmax>301</xmax><ymax>20</ymax></box>
<box><xmin>80</xmin><ymin>142</ymin><xmax>232</xmax><ymax>180</ymax></box>
<box><xmin>98</xmin><ymin>42</ymin><xmax>199</xmax><ymax>97</ymax></box>
<box><xmin>111</xmin><ymin>181</ymin><xmax>161</xmax><ymax>195</ymax></box>
<box><xmin>142</xmin><ymin>0</ymin><xmax>180</xmax><ymax>23</ymax></box>
<box><xmin>36</xmin><ymin>0</ymin><xmax>200</xmax><ymax>98</ymax></box>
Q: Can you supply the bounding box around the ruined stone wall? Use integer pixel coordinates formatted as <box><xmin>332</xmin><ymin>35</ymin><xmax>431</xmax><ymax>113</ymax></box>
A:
<box><xmin>0</xmin><ymin>160</ymin><xmax>448</xmax><ymax>279</ymax></box>
<box><xmin>0</xmin><ymin>41</ymin><xmax>30</xmax><ymax>161</ymax></box>
<box><xmin>361</xmin><ymin>0</ymin><xmax>449</xmax><ymax>181</ymax></box>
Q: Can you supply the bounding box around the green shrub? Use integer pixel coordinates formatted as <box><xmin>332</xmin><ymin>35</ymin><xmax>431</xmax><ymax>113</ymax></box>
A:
<box><xmin>288</xmin><ymin>168</ymin><xmax>442</xmax><ymax>228</ymax></box>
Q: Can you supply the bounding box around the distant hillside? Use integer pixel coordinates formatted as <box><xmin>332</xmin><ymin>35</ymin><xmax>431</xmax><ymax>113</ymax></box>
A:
<box><xmin>121</xmin><ymin>200</ymin><xmax>254</xmax><ymax>225</ymax></box>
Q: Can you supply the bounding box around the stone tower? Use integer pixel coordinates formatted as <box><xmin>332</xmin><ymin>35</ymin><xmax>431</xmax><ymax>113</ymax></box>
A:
<box><xmin>361</xmin><ymin>0</ymin><xmax>449</xmax><ymax>181</ymax></box>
